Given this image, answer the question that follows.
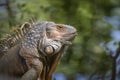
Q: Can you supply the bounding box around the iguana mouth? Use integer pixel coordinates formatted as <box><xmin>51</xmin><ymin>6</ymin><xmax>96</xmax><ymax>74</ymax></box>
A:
<box><xmin>63</xmin><ymin>31</ymin><xmax>77</xmax><ymax>41</ymax></box>
<box><xmin>65</xmin><ymin>31</ymin><xmax>77</xmax><ymax>36</ymax></box>
<box><xmin>70</xmin><ymin>32</ymin><xmax>77</xmax><ymax>35</ymax></box>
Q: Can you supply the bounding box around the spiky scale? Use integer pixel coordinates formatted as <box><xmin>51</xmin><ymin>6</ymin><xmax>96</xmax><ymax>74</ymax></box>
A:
<box><xmin>0</xmin><ymin>21</ymin><xmax>33</xmax><ymax>54</ymax></box>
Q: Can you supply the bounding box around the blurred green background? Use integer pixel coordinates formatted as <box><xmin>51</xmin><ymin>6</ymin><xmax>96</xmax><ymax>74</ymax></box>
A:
<box><xmin>0</xmin><ymin>0</ymin><xmax>120</xmax><ymax>80</ymax></box>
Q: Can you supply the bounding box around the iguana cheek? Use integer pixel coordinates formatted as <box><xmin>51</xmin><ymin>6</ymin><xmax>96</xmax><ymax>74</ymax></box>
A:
<box><xmin>55</xmin><ymin>35</ymin><xmax>63</xmax><ymax>39</ymax></box>
<box><xmin>50</xmin><ymin>31</ymin><xmax>62</xmax><ymax>38</ymax></box>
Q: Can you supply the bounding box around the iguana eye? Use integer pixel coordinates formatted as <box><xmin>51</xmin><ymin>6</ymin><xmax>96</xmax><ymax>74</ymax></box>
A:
<box><xmin>57</xmin><ymin>25</ymin><xmax>64</xmax><ymax>31</ymax></box>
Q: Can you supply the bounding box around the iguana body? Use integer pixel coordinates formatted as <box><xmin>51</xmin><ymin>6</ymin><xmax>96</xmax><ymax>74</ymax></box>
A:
<box><xmin>0</xmin><ymin>21</ymin><xmax>77</xmax><ymax>80</ymax></box>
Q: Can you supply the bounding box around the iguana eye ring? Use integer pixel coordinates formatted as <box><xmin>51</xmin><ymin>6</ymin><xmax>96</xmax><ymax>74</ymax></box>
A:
<box><xmin>57</xmin><ymin>25</ymin><xmax>64</xmax><ymax>30</ymax></box>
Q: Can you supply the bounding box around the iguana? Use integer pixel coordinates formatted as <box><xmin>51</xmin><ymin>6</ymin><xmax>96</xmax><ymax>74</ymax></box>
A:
<box><xmin>0</xmin><ymin>21</ymin><xmax>77</xmax><ymax>80</ymax></box>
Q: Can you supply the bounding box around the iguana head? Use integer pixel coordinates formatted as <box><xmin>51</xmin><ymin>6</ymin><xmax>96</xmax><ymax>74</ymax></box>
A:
<box><xmin>43</xmin><ymin>22</ymin><xmax>77</xmax><ymax>44</ymax></box>
<box><xmin>38</xmin><ymin>21</ymin><xmax>77</xmax><ymax>55</ymax></box>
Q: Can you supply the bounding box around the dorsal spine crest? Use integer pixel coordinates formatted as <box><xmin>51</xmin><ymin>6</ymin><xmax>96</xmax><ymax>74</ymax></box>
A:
<box><xmin>0</xmin><ymin>21</ymin><xmax>33</xmax><ymax>52</ymax></box>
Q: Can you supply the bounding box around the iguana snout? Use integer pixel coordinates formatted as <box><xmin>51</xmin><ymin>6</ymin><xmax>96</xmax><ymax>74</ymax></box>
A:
<box><xmin>58</xmin><ymin>24</ymin><xmax>77</xmax><ymax>41</ymax></box>
<box><xmin>46</xmin><ymin>22</ymin><xmax>77</xmax><ymax>42</ymax></box>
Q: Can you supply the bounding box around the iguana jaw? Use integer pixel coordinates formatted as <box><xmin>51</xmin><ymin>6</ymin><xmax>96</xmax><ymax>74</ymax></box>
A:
<box><xmin>54</xmin><ymin>31</ymin><xmax>77</xmax><ymax>45</ymax></box>
<box><xmin>62</xmin><ymin>32</ymin><xmax>77</xmax><ymax>41</ymax></box>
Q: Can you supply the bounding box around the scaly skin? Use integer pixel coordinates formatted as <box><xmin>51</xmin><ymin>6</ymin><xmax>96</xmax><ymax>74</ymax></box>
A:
<box><xmin>0</xmin><ymin>21</ymin><xmax>77</xmax><ymax>80</ymax></box>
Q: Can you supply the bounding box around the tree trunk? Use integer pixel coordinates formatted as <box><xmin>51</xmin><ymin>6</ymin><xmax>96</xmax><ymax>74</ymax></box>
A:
<box><xmin>111</xmin><ymin>58</ymin><xmax>116</xmax><ymax>80</ymax></box>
